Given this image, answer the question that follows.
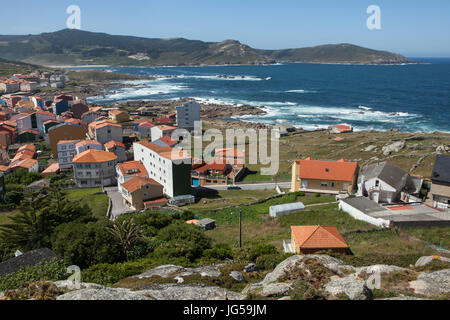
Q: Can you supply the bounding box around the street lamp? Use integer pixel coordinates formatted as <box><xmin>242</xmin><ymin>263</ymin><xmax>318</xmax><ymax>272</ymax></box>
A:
<box><xmin>230</xmin><ymin>208</ymin><xmax>242</xmax><ymax>248</ymax></box>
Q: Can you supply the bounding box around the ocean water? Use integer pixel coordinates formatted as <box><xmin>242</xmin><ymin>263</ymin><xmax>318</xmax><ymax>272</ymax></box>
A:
<box><xmin>84</xmin><ymin>58</ymin><xmax>450</xmax><ymax>132</ymax></box>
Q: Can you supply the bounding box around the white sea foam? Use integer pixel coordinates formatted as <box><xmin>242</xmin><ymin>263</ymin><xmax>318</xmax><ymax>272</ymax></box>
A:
<box><xmin>286</xmin><ymin>89</ymin><xmax>317</xmax><ymax>94</ymax></box>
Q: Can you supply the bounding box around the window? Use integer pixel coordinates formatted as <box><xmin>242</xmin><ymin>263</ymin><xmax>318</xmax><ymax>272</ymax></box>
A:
<box><xmin>331</xmin><ymin>182</ymin><xmax>335</xmax><ymax>187</ymax></box>
<box><xmin>375</xmin><ymin>180</ymin><xmax>380</xmax><ymax>187</ymax></box>
<box><xmin>321</xmin><ymin>182</ymin><xmax>328</xmax><ymax>187</ymax></box>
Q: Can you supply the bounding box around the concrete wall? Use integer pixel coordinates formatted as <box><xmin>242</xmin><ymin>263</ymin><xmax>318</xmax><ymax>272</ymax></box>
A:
<box><xmin>338</xmin><ymin>200</ymin><xmax>390</xmax><ymax>228</ymax></box>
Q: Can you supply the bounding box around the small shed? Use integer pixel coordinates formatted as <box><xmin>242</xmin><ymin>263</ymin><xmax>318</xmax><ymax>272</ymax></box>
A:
<box><xmin>269</xmin><ymin>202</ymin><xmax>305</xmax><ymax>218</ymax></box>
<box><xmin>198</xmin><ymin>218</ymin><xmax>216</xmax><ymax>231</ymax></box>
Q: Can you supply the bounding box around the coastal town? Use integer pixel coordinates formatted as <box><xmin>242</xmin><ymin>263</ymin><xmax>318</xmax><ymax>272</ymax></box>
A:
<box><xmin>0</xmin><ymin>66</ymin><xmax>449</xmax><ymax>301</ymax></box>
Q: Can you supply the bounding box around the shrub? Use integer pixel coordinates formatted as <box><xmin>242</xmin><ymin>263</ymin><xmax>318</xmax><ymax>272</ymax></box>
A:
<box><xmin>3</xmin><ymin>281</ymin><xmax>64</xmax><ymax>300</ymax></box>
<box><xmin>246</xmin><ymin>243</ymin><xmax>278</xmax><ymax>262</ymax></box>
<box><xmin>51</xmin><ymin>222</ymin><xmax>122</xmax><ymax>268</ymax></box>
<box><xmin>0</xmin><ymin>258</ymin><xmax>68</xmax><ymax>291</ymax></box>
<box><xmin>255</xmin><ymin>254</ymin><xmax>284</xmax><ymax>270</ymax></box>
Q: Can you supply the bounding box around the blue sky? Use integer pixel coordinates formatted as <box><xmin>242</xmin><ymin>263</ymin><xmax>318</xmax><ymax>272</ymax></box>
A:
<box><xmin>2</xmin><ymin>0</ymin><xmax>450</xmax><ymax>57</ymax></box>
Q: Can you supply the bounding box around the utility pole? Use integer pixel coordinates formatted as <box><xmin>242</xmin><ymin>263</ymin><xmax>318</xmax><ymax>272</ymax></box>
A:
<box><xmin>239</xmin><ymin>208</ymin><xmax>242</xmax><ymax>248</ymax></box>
<box><xmin>231</xmin><ymin>208</ymin><xmax>243</xmax><ymax>248</ymax></box>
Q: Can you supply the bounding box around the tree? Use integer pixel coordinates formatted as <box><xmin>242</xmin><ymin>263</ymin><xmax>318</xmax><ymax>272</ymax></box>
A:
<box><xmin>108</xmin><ymin>218</ymin><xmax>143</xmax><ymax>260</ymax></box>
<box><xmin>52</xmin><ymin>222</ymin><xmax>122</xmax><ymax>268</ymax></box>
<box><xmin>0</xmin><ymin>190</ymin><xmax>49</xmax><ymax>250</ymax></box>
<box><xmin>154</xmin><ymin>222</ymin><xmax>212</xmax><ymax>262</ymax></box>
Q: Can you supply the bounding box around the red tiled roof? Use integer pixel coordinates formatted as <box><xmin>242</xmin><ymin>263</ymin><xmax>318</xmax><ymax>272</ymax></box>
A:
<box><xmin>104</xmin><ymin>140</ymin><xmax>125</xmax><ymax>149</ymax></box>
<box><xmin>72</xmin><ymin>149</ymin><xmax>117</xmax><ymax>163</ymax></box>
<box><xmin>117</xmin><ymin>160</ymin><xmax>148</xmax><ymax>177</ymax></box>
<box><xmin>295</xmin><ymin>158</ymin><xmax>358</xmax><ymax>182</ymax></box>
<box><xmin>291</xmin><ymin>226</ymin><xmax>348</xmax><ymax>249</ymax></box>
<box><xmin>158</xmin><ymin>135</ymin><xmax>177</xmax><ymax>146</ymax></box>
<box><xmin>121</xmin><ymin>176</ymin><xmax>162</xmax><ymax>193</ymax></box>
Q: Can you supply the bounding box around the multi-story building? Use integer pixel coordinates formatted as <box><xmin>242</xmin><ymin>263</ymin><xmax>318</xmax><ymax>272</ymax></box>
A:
<box><xmin>176</xmin><ymin>100</ymin><xmax>200</xmax><ymax>131</ymax></box>
<box><xmin>75</xmin><ymin>140</ymin><xmax>103</xmax><ymax>154</ymax></box>
<box><xmin>48</xmin><ymin>123</ymin><xmax>88</xmax><ymax>156</ymax></box>
<box><xmin>357</xmin><ymin>161</ymin><xmax>423</xmax><ymax>203</ymax></box>
<box><xmin>57</xmin><ymin>140</ymin><xmax>79</xmax><ymax>169</ymax></box>
<box><xmin>104</xmin><ymin>140</ymin><xmax>127</xmax><ymax>163</ymax></box>
<box><xmin>150</xmin><ymin>125</ymin><xmax>177</xmax><ymax>142</ymax></box>
<box><xmin>429</xmin><ymin>155</ymin><xmax>450</xmax><ymax>210</ymax></box>
<box><xmin>88</xmin><ymin>120</ymin><xmax>123</xmax><ymax>145</ymax></box>
<box><xmin>291</xmin><ymin>157</ymin><xmax>359</xmax><ymax>195</ymax></box>
<box><xmin>108</xmin><ymin>109</ymin><xmax>129</xmax><ymax>123</ymax></box>
<box><xmin>133</xmin><ymin>141</ymin><xmax>191</xmax><ymax>198</ymax></box>
<box><xmin>120</xmin><ymin>176</ymin><xmax>164</xmax><ymax>211</ymax></box>
<box><xmin>72</xmin><ymin>149</ymin><xmax>118</xmax><ymax>188</ymax></box>
<box><xmin>137</xmin><ymin>121</ymin><xmax>153</xmax><ymax>139</ymax></box>
<box><xmin>116</xmin><ymin>160</ymin><xmax>149</xmax><ymax>191</ymax></box>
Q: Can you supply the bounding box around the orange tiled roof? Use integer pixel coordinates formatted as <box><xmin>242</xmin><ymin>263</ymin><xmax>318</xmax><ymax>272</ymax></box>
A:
<box><xmin>215</xmin><ymin>148</ymin><xmax>244</xmax><ymax>158</ymax></box>
<box><xmin>104</xmin><ymin>140</ymin><xmax>125</xmax><ymax>149</ymax></box>
<box><xmin>155</xmin><ymin>125</ymin><xmax>177</xmax><ymax>131</ymax></box>
<box><xmin>18</xmin><ymin>144</ymin><xmax>36</xmax><ymax>153</ymax></box>
<box><xmin>109</xmin><ymin>109</ymin><xmax>127</xmax><ymax>115</ymax></box>
<box><xmin>158</xmin><ymin>135</ymin><xmax>178</xmax><ymax>146</ymax></box>
<box><xmin>11</xmin><ymin>158</ymin><xmax>38</xmax><ymax>170</ymax></box>
<box><xmin>291</xmin><ymin>226</ymin><xmax>348</xmax><ymax>249</ymax></box>
<box><xmin>117</xmin><ymin>160</ymin><xmax>148</xmax><ymax>177</ymax></box>
<box><xmin>57</xmin><ymin>140</ymin><xmax>80</xmax><ymax>145</ymax></box>
<box><xmin>331</xmin><ymin>124</ymin><xmax>353</xmax><ymax>132</ymax></box>
<box><xmin>42</xmin><ymin>162</ymin><xmax>60</xmax><ymax>174</ymax></box>
<box><xmin>72</xmin><ymin>149</ymin><xmax>117</xmax><ymax>163</ymax></box>
<box><xmin>295</xmin><ymin>158</ymin><xmax>357</xmax><ymax>182</ymax></box>
<box><xmin>121</xmin><ymin>175</ymin><xmax>162</xmax><ymax>193</ymax></box>
<box><xmin>89</xmin><ymin>119</ymin><xmax>122</xmax><ymax>130</ymax></box>
<box><xmin>75</xmin><ymin>140</ymin><xmax>102</xmax><ymax>148</ymax></box>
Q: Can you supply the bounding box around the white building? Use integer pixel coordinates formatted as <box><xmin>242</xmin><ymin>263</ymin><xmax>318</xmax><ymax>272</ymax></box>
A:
<box><xmin>75</xmin><ymin>140</ymin><xmax>103</xmax><ymax>154</ymax></box>
<box><xmin>133</xmin><ymin>141</ymin><xmax>191</xmax><ymax>198</ymax></box>
<box><xmin>57</xmin><ymin>140</ymin><xmax>79</xmax><ymax>169</ymax></box>
<box><xmin>116</xmin><ymin>160</ymin><xmax>149</xmax><ymax>194</ymax></box>
<box><xmin>72</xmin><ymin>149</ymin><xmax>118</xmax><ymax>188</ymax></box>
<box><xmin>358</xmin><ymin>162</ymin><xmax>423</xmax><ymax>204</ymax></box>
<box><xmin>150</xmin><ymin>125</ymin><xmax>177</xmax><ymax>142</ymax></box>
<box><xmin>88</xmin><ymin>120</ymin><xmax>123</xmax><ymax>145</ymax></box>
<box><xmin>176</xmin><ymin>100</ymin><xmax>200</xmax><ymax>131</ymax></box>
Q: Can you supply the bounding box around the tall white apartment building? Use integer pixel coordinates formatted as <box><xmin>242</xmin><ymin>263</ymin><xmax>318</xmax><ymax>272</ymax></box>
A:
<box><xmin>176</xmin><ymin>100</ymin><xmax>200</xmax><ymax>131</ymax></box>
<box><xmin>57</xmin><ymin>140</ymin><xmax>79</xmax><ymax>169</ymax></box>
<box><xmin>133</xmin><ymin>141</ymin><xmax>191</xmax><ymax>198</ymax></box>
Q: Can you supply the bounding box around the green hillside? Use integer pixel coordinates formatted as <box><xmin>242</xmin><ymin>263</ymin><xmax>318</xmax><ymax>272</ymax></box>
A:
<box><xmin>0</xmin><ymin>58</ymin><xmax>49</xmax><ymax>77</ymax></box>
<box><xmin>0</xmin><ymin>29</ymin><xmax>413</xmax><ymax>66</ymax></box>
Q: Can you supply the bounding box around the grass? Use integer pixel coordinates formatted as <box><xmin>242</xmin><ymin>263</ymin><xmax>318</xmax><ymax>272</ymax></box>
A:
<box><xmin>65</xmin><ymin>188</ymin><xmax>109</xmax><ymax>220</ymax></box>
<box><xmin>185</xmin><ymin>189</ymin><xmax>278</xmax><ymax>213</ymax></box>
<box><xmin>402</xmin><ymin>227</ymin><xmax>450</xmax><ymax>250</ymax></box>
<box><xmin>198</xmin><ymin>193</ymin><xmax>369</xmax><ymax>250</ymax></box>
<box><xmin>0</xmin><ymin>210</ymin><xmax>18</xmax><ymax>225</ymax></box>
<box><xmin>335</xmin><ymin>229</ymin><xmax>448</xmax><ymax>267</ymax></box>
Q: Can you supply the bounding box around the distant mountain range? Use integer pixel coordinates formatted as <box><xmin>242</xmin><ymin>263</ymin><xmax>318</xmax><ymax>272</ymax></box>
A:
<box><xmin>0</xmin><ymin>29</ymin><xmax>414</xmax><ymax>66</ymax></box>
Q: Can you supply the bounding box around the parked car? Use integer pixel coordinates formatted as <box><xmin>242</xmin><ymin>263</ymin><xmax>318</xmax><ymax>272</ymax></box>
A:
<box><xmin>227</xmin><ymin>186</ymin><xmax>241</xmax><ymax>190</ymax></box>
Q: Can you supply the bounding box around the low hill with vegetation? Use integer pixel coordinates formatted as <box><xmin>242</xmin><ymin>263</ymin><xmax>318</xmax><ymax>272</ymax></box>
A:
<box><xmin>0</xmin><ymin>29</ymin><xmax>414</xmax><ymax>66</ymax></box>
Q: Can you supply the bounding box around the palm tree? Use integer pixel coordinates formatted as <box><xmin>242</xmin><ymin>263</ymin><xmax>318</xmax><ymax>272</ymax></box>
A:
<box><xmin>108</xmin><ymin>218</ymin><xmax>142</xmax><ymax>260</ymax></box>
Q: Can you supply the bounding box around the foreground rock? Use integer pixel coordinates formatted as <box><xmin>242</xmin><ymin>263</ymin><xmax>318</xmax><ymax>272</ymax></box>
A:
<box><xmin>135</xmin><ymin>264</ymin><xmax>222</xmax><ymax>279</ymax></box>
<box><xmin>261</xmin><ymin>254</ymin><xmax>354</xmax><ymax>286</ymax></box>
<box><xmin>57</xmin><ymin>287</ymin><xmax>152</xmax><ymax>300</ymax></box>
<box><xmin>135</xmin><ymin>284</ymin><xmax>244</xmax><ymax>300</ymax></box>
<box><xmin>382</xmin><ymin>140</ymin><xmax>405</xmax><ymax>156</ymax></box>
<box><xmin>415</xmin><ymin>256</ymin><xmax>450</xmax><ymax>267</ymax></box>
<box><xmin>324</xmin><ymin>275</ymin><xmax>373</xmax><ymax>300</ymax></box>
<box><xmin>409</xmin><ymin>269</ymin><xmax>450</xmax><ymax>296</ymax></box>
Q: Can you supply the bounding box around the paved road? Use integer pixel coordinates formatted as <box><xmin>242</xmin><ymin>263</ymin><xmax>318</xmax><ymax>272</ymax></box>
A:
<box><xmin>202</xmin><ymin>182</ymin><xmax>291</xmax><ymax>191</ymax></box>
<box><xmin>104</xmin><ymin>186</ymin><xmax>134</xmax><ymax>219</ymax></box>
